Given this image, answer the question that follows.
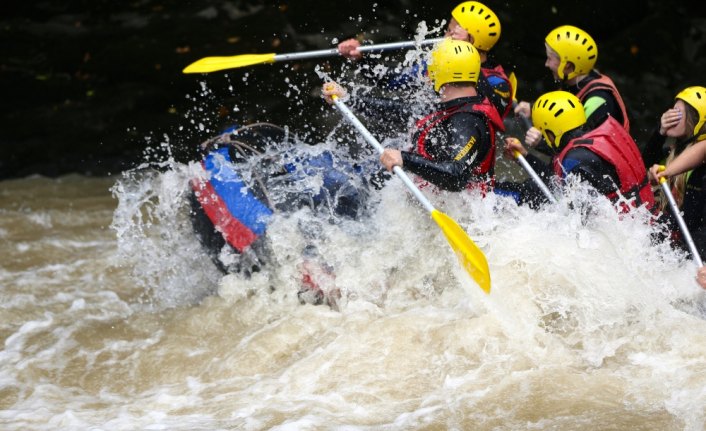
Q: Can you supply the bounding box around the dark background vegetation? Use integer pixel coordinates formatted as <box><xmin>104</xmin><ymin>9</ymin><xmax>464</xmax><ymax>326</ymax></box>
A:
<box><xmin>1</xmin><ymin>0</ymin><xmax>704</xmax><ymax>179</ymax></box>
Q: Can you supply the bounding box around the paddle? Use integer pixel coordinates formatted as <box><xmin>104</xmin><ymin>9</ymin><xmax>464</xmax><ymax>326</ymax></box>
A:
<box><xmin>513</xmin><ymin>150</ymin><xmax>558</xmax><ymax>204</ymax></box>
<box><xmin>507</xmin><ymin>72</ymin><xmax>532</xmax><ymax>131</ymax></box>
<box><xmin>658</xmin><ymin>166</ymin><xmax>704</xmax><ymax>267</ymax></box>
<box><xmin>497</xmin><ymin>132</ymin><xmax>557</xmax><ymax>204</ymax></box>
<box><xmin>328</xmin><ymin>94</ymin><xmax>491</xmax><ymax>293</ymax></box>
<box><xmin>508</xmin><ymin>72</ymin><xmax>518</xmax><ymax>103</ymax></box>
<box><xmin>183</xmin><ymin>38</ymin><xmax>444</xmax><ymax>74</ymax></box>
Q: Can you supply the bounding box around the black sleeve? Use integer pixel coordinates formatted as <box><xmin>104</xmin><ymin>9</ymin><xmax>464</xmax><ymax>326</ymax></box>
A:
<box><xmin>560</xmin><ymin>147</ymin><xmax>620</xmax><ymax>195</ymax></box>
<box><xmin>400</xmin><ymin>113</ymin><xmax>490</xmax><ymax>191</ymax></box>
<box><xmin>641</xmin><ymin>128</ymin><xmax>669</xmax><ymax>168</ymax></box>
<box><xmin>682</xmin><ymin>167</ymin><xmax>706</xmax><ymax>259</ymax></box>
<box><xmin>523</xmin><ymin>152</ymin><xmax>554</xmax><ymax>180</ymax></box>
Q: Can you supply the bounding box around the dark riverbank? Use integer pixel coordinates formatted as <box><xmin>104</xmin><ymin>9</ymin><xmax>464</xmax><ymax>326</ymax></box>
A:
<box><xmin>1</xmin><ymin>0</ymin><xmax>704</xmax><ymax>179</ymax></box>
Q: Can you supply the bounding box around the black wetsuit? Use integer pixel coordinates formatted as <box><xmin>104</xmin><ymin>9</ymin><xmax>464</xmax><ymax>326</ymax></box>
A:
<box><xmin>642</xmin><ymin>130</ymin><xmax>706</xmax><ymax>259</ymax></box>
<box><xmin>402</xmin><ymin>95</ymin><xmax>494</xmax><ymax>191</ymax></box>
<box><xmin>682</xmin><ymin>164</ymin><xmax>706</xmax><ymax>258</ymax></box>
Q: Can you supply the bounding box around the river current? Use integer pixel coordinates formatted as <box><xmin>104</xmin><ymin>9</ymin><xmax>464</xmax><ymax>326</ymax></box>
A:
<box><xmin>3</xmin><ymin>21</ymin><xmax>706</xmax><ymax>429</ymax></box>
<box><xmin>2</xmin><ymin>152</ymin><xmax>705</xmax><ymax>429</ymax></box>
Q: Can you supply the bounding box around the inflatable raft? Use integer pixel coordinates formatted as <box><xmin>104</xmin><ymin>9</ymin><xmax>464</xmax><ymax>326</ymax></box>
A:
<box><xmin>189</xmin><ymin>123</ymin><xmax>370</xmax><ymax>277</ymax></box>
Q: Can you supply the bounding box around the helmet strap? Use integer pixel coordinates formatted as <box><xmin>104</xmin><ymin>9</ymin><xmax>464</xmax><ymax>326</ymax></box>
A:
<box><xmin>557</xmin><ymin>59</ymin><xmax>567</xmax><ymax>81</ymax></box>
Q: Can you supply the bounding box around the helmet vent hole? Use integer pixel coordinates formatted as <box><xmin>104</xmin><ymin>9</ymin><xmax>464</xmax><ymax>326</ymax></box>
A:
<box><xmin>568</xmin><ymin>99</ymin><xmax>576</xmax><ymax>108</ymax></box>
<box><xmin>565</xmin><ymin>31</ymin><xmax>571</xmax><ymax>39</ymax></box>
<box><xmin>479</xmin><ymin>7</ymin><xmax>485</xmax><ymax>14</ymax></box>
<box><xmin>542</xmin><ymin>99</ymin><xmax>549</xmax><ymax>108</ymax></box>
<box><xmin>470</xmin><ymin>5</ymin><xmax>475</xmax><ymax>11</ymax></box>
<box><xmin>489</xmin><ymin>22</ymin><xmax>496</xmax><ymax>27</ymax></box>
<box><xmin>554</xmin><ymin>108</ymin><xmax>564</xmax><ymax>118</ymax></box>
<box><xmin>574</xmin><ymin>34</ymin><xmax>580</xmax><ymax>41</ymax></box>
<box><xmin>549</xmin><ymin>102</ymin><xmax>556</xmax><ymax>111</ymax></box>
<box><xmin>587</xmin><ymin>45</ymin><xmax>594</xmax><ymax>51</ymax></box>
<box><xmin>582</xmin><ymin>38</ymin><xmax>588</xmax><ymax>45</ymax></box>
<box><xmin>489</xmin><ymin>32</ymin><xmax>497</xmax><ymax>37</ymax></box>
<box><xmin>697</xmin><ymin>92</ymin><xmax>702</xmax><ymax>99</ymax></box>
<box><xmin>588</xmin><ymin>55</ymin><xmax>596</xmax><ymax>60</ymax></box>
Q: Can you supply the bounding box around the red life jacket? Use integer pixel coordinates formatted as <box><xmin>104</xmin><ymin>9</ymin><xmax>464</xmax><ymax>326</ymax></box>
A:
<box><xmin>415</xmin><ymin>97</ymin><xmax>505</xmax><ymax>189</ymax></box>
<box><xmin>553</xmin><ymin>117</ymin><xmax>655</xmax><ymax>212</ymax></box>
<box><xmin>575</xmin><ymin>73</ymin><xmax>630</xmax><ymax>132</ymax></box>
<box><xmin>481</xmin><ymin>64</ymin><xmax>513</xmax><ymax>119</ymax></box>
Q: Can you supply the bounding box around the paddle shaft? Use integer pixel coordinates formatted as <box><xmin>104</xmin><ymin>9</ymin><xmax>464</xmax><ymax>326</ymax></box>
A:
<box><xmin>515</xmin><ymin>152</ymin><xmax>557</xmax><ymax>204</ymax></box>
<box><xmin>331</xmin><ymin>96</ymin><xmax>434</xmax><ymax>213</ymax></box>
<box><xmin>183</xmin><ymin>37</ymin><xmax>445</xmax><ymax>74</ymax></box>
<box><xmin>274</xmin><ymin>38</ymin><xmax>444</xmax><ymax>63</ymax></box>
<box><xmin>660</xmin><ymin>179</ymin><xmax>704</xmax><ymax>267</ymax></box>
<box><xmin>497</xmin><ymin>131</ymin><xmax>557</xmax><ymax>204</ymax></box>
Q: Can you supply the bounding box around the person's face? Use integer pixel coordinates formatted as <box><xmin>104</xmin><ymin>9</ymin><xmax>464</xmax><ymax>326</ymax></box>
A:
<box><xmin>545</xmin><ymin>130</ymin><xmax>557</xmax><ymax>149</ymax></box>
<box><xmin>545</xmin><ymin>43</ymin><xmax>561</xmax><ymax>79</ymax></box>
<box><xmin>445</xmin><ymin>17</ymin><xmax>471</xmax><ymax>42</ymax></box>
<box><xmin>666</xmin><ymin>100</ymin><xmax>689</xmax><ymax>138</ymax></box>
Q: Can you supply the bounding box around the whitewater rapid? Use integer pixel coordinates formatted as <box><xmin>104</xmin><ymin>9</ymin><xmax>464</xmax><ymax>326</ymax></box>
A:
<box><xmin>3</xmin><ymin>19</ymin><xmax>706</xmax><ymax>429</ymax></box>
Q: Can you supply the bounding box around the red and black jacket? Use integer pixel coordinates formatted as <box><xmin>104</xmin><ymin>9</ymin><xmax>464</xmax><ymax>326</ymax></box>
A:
<box><xmin>553</xmin><ymin>117</ymin><xmax>655</xmax><ymax>211</ymax></box>
<box><xmin>478</xmin><ymin>62</ymin><xmax>513</xmax><ymax>120</ymax></box>
<box><xmin>401</xmin><ymin>95</ymin><xmax>505</xmax><ymax>192</ymax></box>
<box><xmin>574</xmin><ymin>72</ymin><xmax>630</xmax><ymax>132</ymax></box>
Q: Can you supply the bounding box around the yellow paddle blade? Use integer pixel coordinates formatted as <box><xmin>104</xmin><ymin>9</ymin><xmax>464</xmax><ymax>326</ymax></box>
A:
<box><xmin>508</xmin><ymin>71</ymin><xmax>518</xmax><ymax>102</ymax></box>
<box><xmin>431</xmin><ymin>210</ymin><xmax>491</xmax><ymax>293</ymax></box>
<box><xmin>182</xmin><ymin>53</ymin><xmax>277</xmax><ymax>74</ymax></box>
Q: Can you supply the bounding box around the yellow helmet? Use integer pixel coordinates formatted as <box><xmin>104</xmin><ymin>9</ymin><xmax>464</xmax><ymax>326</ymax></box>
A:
<box><xmin>531</xmin><ymin>91</ymin><xmax>587</xmax><ymax>149</ymax></box>
<box><xmin>427</xmin><ymin>39</ymin><xmax>481</xmax><ymax>92</ymax></box>
<box><xmin>675</xmin><ymin>86</ymin><xmax>706</xmax><ymax>140</ymax></box>
<box><xmin>545</xmin><ymin>25</ymin><xmax>597</xmax><ymax>80</ymax></box>
<box><xmin>451</xmin><ymin>1</ymin><xmax>501</xmax><ymax>51</ymax></box>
